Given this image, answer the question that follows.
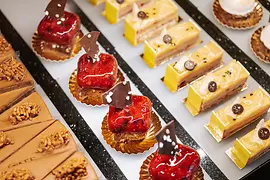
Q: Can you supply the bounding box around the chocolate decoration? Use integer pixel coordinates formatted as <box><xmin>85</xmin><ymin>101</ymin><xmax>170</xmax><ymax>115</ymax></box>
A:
<box><xmin>45</xmin><ymin>0</ymin><xmax>67</xmax><ymax>19</ymax></box>
<box><xmin>116</xmin><ymin>0</ymin><xmax>124</xmax><ymax>4</ymax></box>
<box><xmin>208</xmin><ymin>81</ymin><xmax>217</xmax><ymax>92</ymax></box>
<box><xmin>258</xmin><ymin>127</ymin><xmax>270</xmax><ymax>140</ymax></box>
<box><xmin>231</xmin><ymin>104</ymin><xmax>244</xmax><ymax>115</ymax></box>
<box><xmin>137</xmin><ymin>11</ymin><xmax>147</xmax><ymax>19</ymax></box>
<box><xmin>79</xmin><ymin>32</ymin><xmax>100</xmax><ymax>61</ymax></box>
<box><xmin>184</xmin><ymin>60</ymin><xmax>196</xmax><ymax>71</ymax></box>
<box><xmin>163</xmin><ymin>34</ymin><xmax>172</xmax><ymax>44</ymax></box>
<box><xmin>156</xmin><ymin>121</ymin><xmax>178</xmax><ymax>156</ymax></box>
<box><xmin>102</xmin><ymin>81</ymin><xmax>132</xmax><ymax>109</ymax></box>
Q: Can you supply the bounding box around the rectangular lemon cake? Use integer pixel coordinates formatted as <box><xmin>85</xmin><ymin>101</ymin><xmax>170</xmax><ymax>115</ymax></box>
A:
<box><xmin>163</xmin><ymin>41</ymin><xmax>223</xmax><ymax>92</ymax></box>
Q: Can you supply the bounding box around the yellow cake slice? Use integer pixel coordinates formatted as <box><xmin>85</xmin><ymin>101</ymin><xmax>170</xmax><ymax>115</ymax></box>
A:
<box><xmin>89</xmin><ymin>0</ymin><xmax>104</xmax><ymax>6</ymax></box>
<box><xmin>143</xmin><ymin>20</ymin><xmax>201</xmax><ymax>68</ymax></box>
<box><xmin>163</xmin><ymin>41</ymin><xmax>223</xmax><ymax>92</ymax></box>
<box><xmin>104</xmin><ymin>0</ymin><xmax>152</xmax><ymax>24</ymax></box>
<box><xmin>226</xmin><ymin>119</ymin><xmax>270</xmax><ymax>169</ymax></box>
<box><xmin>206</xmin><ymin>87</ymin><xmax>270</xmax><ymax>142</ymax></box>
<box><xmin>124</xmin><ymin>0</ymin><xmax>178</xmax><ymax>46</ymax></box>
<box><xmin>184</xmin><ymin>60</ymin><xmax>249</xmax><ymax>116</ymax></box>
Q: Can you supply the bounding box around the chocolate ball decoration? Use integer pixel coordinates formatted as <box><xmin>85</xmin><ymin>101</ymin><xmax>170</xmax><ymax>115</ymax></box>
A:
<box><xmin>208</xmin><ymin>81</ymin><xmax>217</xmax><ymax>92</ymax></box>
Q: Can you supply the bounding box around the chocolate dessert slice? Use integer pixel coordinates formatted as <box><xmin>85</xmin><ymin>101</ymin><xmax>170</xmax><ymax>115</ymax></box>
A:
<box><xmin>0</xmin><ymin>121</ymin><xmax>78</xmax><ymax>179</ymax></box>
<box><xmin>0</xmin><ymin>85</ymin><xmax>34</xmax><ymax>114</ymax></box>
<box><xmin>0</xmin><ymin>120</ymin><xmax>55</xmax><ymax>163</ymax></box>
<box><xmin>0</xmin><ymin>91</ymin><xmax>52</xmax><ymax>131</ymax></box>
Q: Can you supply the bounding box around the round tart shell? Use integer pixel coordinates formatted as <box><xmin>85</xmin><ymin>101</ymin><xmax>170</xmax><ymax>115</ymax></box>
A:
<box><xmin>69</xmin><ymin>69</ymin><xmax>125</xmax><ymax>106</ymax></box>
<box><xmin>250</xmin><ymin>26</ymin><xmax>270</xmax><ymax>64</ymax></box>
<box><xmin>213</xmin><ymin>0</ymin><xmax>263</xmax><ymax>30</ymax></box>
<box><xmin>101</xmin><ymin>111</ymin><xmax>162</xmax><ymax>154</ymax></box>
<box><xmin>140</xmin><ymin>153</ymin><xmax>204</xmax><ymax>180</ymax></box>
<box><xmin>32</xmin><ymin>31</ymin><xmax>83</xmax><ymax>62</ymax></box>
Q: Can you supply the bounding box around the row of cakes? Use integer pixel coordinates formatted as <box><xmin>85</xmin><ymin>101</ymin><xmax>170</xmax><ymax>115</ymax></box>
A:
<box><xmin>0</xmin><ymin>35</ymin><xmax>98</xmax><ymax>179</ymax></box>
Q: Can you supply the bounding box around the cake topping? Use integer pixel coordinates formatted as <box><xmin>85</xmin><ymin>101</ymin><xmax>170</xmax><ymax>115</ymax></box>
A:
<box><xmin>0</xmin><ymin>37</ymin><xmax>12</xmax><ymax>56</ymax></box>
<box><xmin>37</xmin><ymin>129</ymin><xmax>69</xmax><ymax>152</ymax></box>
<box><xmin>184</xmin><ymin>60</ymin><xmax>196</xmax><ymax>71</ymax></box>
<box><xmin>0</xmin><ymin>57</ymin><xmax>26</xmax><ymax>82</ymax></box>
<box><xmin>132</xmin><ymin>3</ymin><xmax>140</xmax><ymax>20</ymax></box>
<box><xmin>52</xmin><ymin>157</ymin><xmax>88</xmax><ymax>179</ymax></box>
<box><xmin>174</xmin><ymin>56</ymin><xmax>189</xmax><ymax>72</ymax></box>
<box><xmin>137</xmin><ymin>11</ymin><xmax>147</xmax><ymax>19</ymax></box>
<box><xmin>156</xmin><ymin>121</ymin><xmax>178</xmax><ymax>156</ymax></box>
<box><xmin>44</xmin><ymin>0</ymin><xmax>67</xmax><ymax>19</ymax></box>
<box><xmin>79</xmin><ymin>32</ymin><xmax>100</xmax><ymax>62</ymax></box>
<box><xmin>252</xmin><ymin>119</ymin><xmax>266</xmax><ymax>144</ymax></box>
<box><xmin>0</xmin><ymin>169</ymin><xmax>35</xmax><ymax>180</ymax></box>
<box><xmin>0</xmin><ymin>131</ymin><xmax>14</xmax><ymax>149</ymax></box>
<box><xmin>116</xmin><ymin>0</ymin><xmax>124</xmax><ymax>4</ymax></box>
<box><xmin>199</xmin><ymin>74</ymin><xmax>214</xmax><ymax>94</ymax></box>
<box><xmin>9</xmin><ymin>103</ymin><xmax>41</xmax><ymax>125</ymax></box>
<box><xmin>103</xmin><ymin>81</ymin><xmax>132</xmax><ymax>109</ymax></box>
<box><xmin>219</xmin><ymin>0</ymin><xmax>256</xmax><ymax>16</ymax></box>
<box><xmin>163</xmin><ymin>34</ymin><xmax>172</xmax><ymax>44</ymax></box>
<box><xmin>260</xmin><ymin>24</ymin><xmax>270</xmax><ymax>50</ymax></box>
<box><xmin>258</xmin><ymin>127</ymin><xmax>270</xmax><ymax>140</ymax></box>
<box><xmin>208</xmin><ymin>81</ymin><xmax>217</xmax><ymax>92</ymax></box>
<box><xmin>232</xmin><ymin>103</ymin><xmax>244</xmax><ymax>115</ymax></box>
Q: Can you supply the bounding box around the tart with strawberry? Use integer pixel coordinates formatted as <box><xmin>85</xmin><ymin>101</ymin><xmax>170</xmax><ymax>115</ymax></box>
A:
<box><xmin>69</xmin><ymin>32</ymin><xmax>124</xmax><ymax>106</ymax></box>
<box><xmin>32</xmin><ymin>0</ymin><xmax>83</xmax><ymax>61</ymax></box>
<box><xmin>140</xmin><ymin>121</ymin><xmax>204</xmax><ymax>180</ymax></box>
<box><xmin>101</xmin><ymin>81</ymin><xmax>161</xmax><ymax>154</ymax></box>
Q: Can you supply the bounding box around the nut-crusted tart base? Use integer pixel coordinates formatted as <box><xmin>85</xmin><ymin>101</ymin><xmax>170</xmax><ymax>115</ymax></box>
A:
<box><xmin>32</xmin><ymin>31</ymin><xmax>83</xmax><ymax>62</ymax></box>
<box><xmin>213</xmin><ymin>0</ymin><xmax>263</xmax><ymax>30</ymax></box>
<box><xmin>69</xmin><ymin>69</ymin><xmax>125</xmax><ymax>106</ymax></box>
<box><xmin>139</xmin><ymin>153</ymin><xmax>204</xmax><ymax>180</ymax></box>
<box><xmin>250</xmin><ymin>26</ymin><xmax>270</xmax><ymax>63</ymax></box>
<box><xmin>102</xmin><ymin>111</ymin><xmax>161</xmax><ymax>154</ymax></box>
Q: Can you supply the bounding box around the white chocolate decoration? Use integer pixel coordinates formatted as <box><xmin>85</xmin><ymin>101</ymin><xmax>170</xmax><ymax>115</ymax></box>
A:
<box><xmin>252</xmin><ymin>119</ymin><xmax>265</xmax><ymax>145</ymax></box>
<box><xmin>174</xmin><ymin>56</ymin><xmax>189</xmax><ymax>72</ymax></box>
<box><xmin>225</xmin><ymin>97</ymin><xmax>241</xmax><ymax>119</ymax></box>
<box><xmin>199</xmin><ymin>74</ymin><xmax>214</xmax><ymax>95</ymax></box>
<box><xmin>219</xmin><ymin>0</ymin><xmax>256</xmax><ymax>16</ymax></box>
<box><xmin>260</xmin><ymin>25</ymin><xmax>270</xmax><ymax>49</ymax></box>
<box><xmin>132</xmin><ymin>3</ymin><xmax>140</xmax><ymax>21</ymax></box>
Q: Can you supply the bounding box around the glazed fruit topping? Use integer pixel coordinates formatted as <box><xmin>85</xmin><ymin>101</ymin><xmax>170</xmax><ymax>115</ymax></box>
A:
<box><xmin>149</xmin><ymin>144</ymin><xmax>200</xmax><ymax>180</ymax></box>
<box><xmin>77</xmin><ymin>53</ymin><xmax>118</xmax><ymax>90</ymax></box>
<box><xmin>108</xmin><ymin>95</ymin><xmax>152</xmax><ymax>133</ymax></box>
<box><xmin>37</xmin><ymin>11</ymin><xmax>80</xmax><ymax>45</ymax></box>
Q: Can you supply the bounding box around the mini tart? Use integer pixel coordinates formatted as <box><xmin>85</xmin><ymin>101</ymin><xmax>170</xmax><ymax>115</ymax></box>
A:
<box><xmin>69</xmin><ymin>69</ymin><xmax>124</xmax><ymax>106</ymax></box>
<box><xmin>102</xmin><ymin>111</ymin><xmax>161</xmax><ymax>154</ymax></box>
<box><xmin>250</xmin><ymin>26</ymin><xmax>270</xmax><ymax>63</ymax></box>
<box><xmin>213</xmin><ymin>0</ymin><xmax>263</xmax><ymax>30</ymax></box>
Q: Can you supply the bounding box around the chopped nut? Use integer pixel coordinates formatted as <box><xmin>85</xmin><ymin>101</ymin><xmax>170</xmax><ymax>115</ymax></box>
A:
<box><xmin>37</xmin><ymin>130</ymin><xmax>69</xmax><ymax>153</ymax></box>
<box><xmin>0</xmin><ymin>131</ymin><xmax>14</xmax><ymax>148</ymax></box>
<box><xmin>0</xmin><ymin>168</ymin><xmax>35</xmax><ymax>180</ymax></box>
<box><xmin>0</xmin><ymin>57</ymin><xmax>26</xmax><ymax>82</ymax></box>
<box><xmin>9</xmin><ymin>102</ymin><xmax>41</xmax><ymax>125</ymax></box>
<box><xmin>0</xmin><ymin>38</ymin><xmax>12</xmax><ymax>56</ymax></box>
<box><xmin>52</xmin><ymin>157</ymin><xmax>88</xmax><ymax>180</ymax></box>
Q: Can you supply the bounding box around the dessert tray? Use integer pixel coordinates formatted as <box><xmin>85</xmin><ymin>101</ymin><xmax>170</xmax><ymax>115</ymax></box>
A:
<box><xmin>1</xmin><ymin>0</ymin><xmax>270</xmax><ymax>179</ymax></box>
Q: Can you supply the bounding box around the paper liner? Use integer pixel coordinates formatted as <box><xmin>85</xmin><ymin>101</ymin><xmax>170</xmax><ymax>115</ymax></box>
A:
<box><xmin>32</xmin><ymin>31</ymin><xmax>83</xmax><ymax>62</ymax></box>
<box><xmin>213</xmin><ymin>0</ymin><xmax>263</xmax><ymax>30</ymax></box>
<box><xmin>69</xmin><ymin>69</ymin><xmax>125</xmax><ymax>107</ymax></box>
<box><xmin>250</xmin><ymin>26</ymin><xmax>270</xmax><ymax>64</ymax></box>
<box><xmin>101</xmin><ymin>111</ymin><xmax>162</xmax><ymax>154</ymax></box>
<box><xmin>139</xmin><ymin>153</ymin><xmax>204</xmax><ymax>180</ymax></box>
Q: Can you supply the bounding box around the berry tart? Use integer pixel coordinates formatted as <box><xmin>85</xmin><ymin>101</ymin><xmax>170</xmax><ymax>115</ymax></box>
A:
<box><xmin>32</xmin><ymin>0</ymin><xmax>83</xmax><ymax>61</ymax></box>
<box><xmin>101</xmin><ymin>81</ymin><xmax>161</xmax><ymax>153</ymax></box>
<box><xmin>69</xmin><ymin>32</ymin><xmax>124</xmax><ymax>106</ymax></box>
<box><xmin>213</xmin><ymin>0</ymin><xmax>263</xmax><ymax>30</ymax></box>
<box><xmin>251</xmin><ymin>17</ymin><xmax>270</xmax><ymax>63</ymax></box>
<box><xmin>140</xmin><ymin>121</ymin><xmax>203</xmax><ymax>180</ymax></box>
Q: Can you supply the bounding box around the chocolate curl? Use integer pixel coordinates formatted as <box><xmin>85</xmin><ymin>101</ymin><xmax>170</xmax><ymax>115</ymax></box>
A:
<box><xmin>156</xmin><ymin>121</ymin><xmax>178</xmax><ymax>156</ymax></box>
<box><xmin>102</xmin><ymin>81</ymin><xmax>132</xmax><ymax>109</ymax></box>
<box><xmin>45</xmin><ymin>0</ymin><xmax>67</xmax><ymax>19</ymax></box>
<box><xmin>79</xmin><ymin>32</ymin><xmax>100</xmax><ymax>61</ymax></box>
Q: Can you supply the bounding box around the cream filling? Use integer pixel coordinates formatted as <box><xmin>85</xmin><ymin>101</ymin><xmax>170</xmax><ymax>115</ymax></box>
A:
<box><xmin>260</xmin><ymin>25</ymin><xmax>270</xmax><ymax>49</ymax></box>
<box><xmin>219</xmin><ymin>0</ymin><xmax>256</xmax><ymax>16</ymax></box>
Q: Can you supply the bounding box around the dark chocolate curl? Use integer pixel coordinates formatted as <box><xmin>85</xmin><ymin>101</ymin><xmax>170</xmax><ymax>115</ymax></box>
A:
<box><xmin>102</xmin><ymin>81</ymin><xmax>132</xmax><ymax>109</ymax></box>
<box><xmin>79</xmin><ymin>32</ymin><xmax>100</xmax><ymax>61</ymax></box>
<box><xmin>45</xmin><ymin>0</ymin><xmax>67</xmax><ymax>19</ymax></box>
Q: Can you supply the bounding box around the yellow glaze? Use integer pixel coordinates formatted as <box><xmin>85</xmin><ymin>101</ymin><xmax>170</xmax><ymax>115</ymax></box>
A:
<box><xmin>143</xmin><ymin>21</ymin><xmax>201</xmax><ymax>68</ymax></box>
<box><xmin>207</xmin><ymin>87</ymin><xmax>270</xmax><ymax>142</ymax></box>
<box><xmin>185</xmin><ymin>60</ymin><xmax>249</xmax><ymax>116</ymax></box>
<box><xmin>164</xmin><ymin>41</ymin><xmax>223</xmax><ymax>92</ymax></box>
<box><xmin>89</xmin><ymin>0</ymin><xmax>105</xmax><ymax>5</ymax></box>
<box><xmin>104</xmin><ymin>0</ymin><xmax>151</xmax><ymax>24</ymax></box>
<box><xmin>124</xmin><ymin>0</ymin><xmax>178</xmax><ymax>46</ymax></box>
<box><xmin>227</xmin><ymin>120</ymin><xmax>270</xmax><ymax>169</ymax></box>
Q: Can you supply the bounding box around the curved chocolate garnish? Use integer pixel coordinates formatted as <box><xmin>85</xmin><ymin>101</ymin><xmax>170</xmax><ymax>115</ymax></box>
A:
<box><xmin>137</xmin><ymin>11</ymin><xmax>147</xmax><ymax>19</ymax></box>
<box><xmin>156</xmin><ymin>121</ymin><xmax>178</xmax><ymax>156</ymax></box>
<box><xmin>184</xmin><ymin>60</ymin><xmax>196</xmax><ymax>71</ymax></box>
<box><xmin>116</xmin><ymin>0</ymin><xmax>124</xmax><ymax>4</ymax></box>
<box><xmin>163</xmin><ymin>34</ymin><xmax>172</xmax><ymax>44</ymax></box>
<box><xmin>79</xmin><ymin>32</ymin><xmax>100</xmax><ymax>62</ymax></box>
<box><xmin>231</xmin><ymin>104</ymin><xmax>244</xmax><ymax>115</ymax></box>
<box><xmin>258</xmin><ymin>127</ymin><xmax>270</xmax><ymax>140</ymax></box>
<box><xmin>102</xmin><ymin>81</ymin><xmax>132</xmax><ymax>109</ymax></box>
<box><xmin>45</xmin><ymin>0</ymin><xmax>67</xmax><ymax>19</ymax></box>
<box><xmin>208</xmin><ymin>81</ymin><xmax>217</xmax><ymax>92</ymax></box>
